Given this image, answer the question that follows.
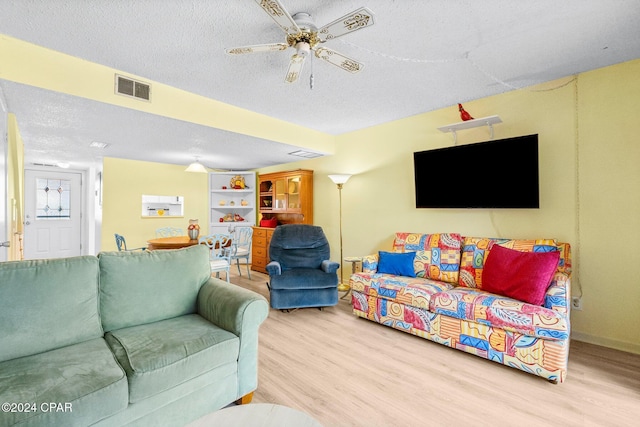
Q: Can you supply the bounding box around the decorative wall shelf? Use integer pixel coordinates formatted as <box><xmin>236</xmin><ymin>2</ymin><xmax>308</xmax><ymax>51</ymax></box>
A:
<box><xmin>208</xmin><ymin>171</ymin><xmax>256</xmax><ymax>234</ymax></box>
<box><xmin>437</xmin><ymin>115</ymin><xmax>502</xmax><ymax>144</ymax></box>
<box><xmin>141</xmin><ymin>195</ymin><xmax>184</xmax><ymax>217</ymax></box>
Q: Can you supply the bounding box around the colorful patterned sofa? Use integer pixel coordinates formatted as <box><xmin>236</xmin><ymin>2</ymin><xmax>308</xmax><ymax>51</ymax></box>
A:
<box><xmin>350</xmin><ymin>233</ymin><xmax>571</xmax><ymax>383</ymax></box>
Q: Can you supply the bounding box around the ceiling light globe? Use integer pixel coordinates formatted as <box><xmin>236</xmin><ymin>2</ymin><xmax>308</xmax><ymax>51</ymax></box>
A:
<box><xmin>185</xmin><ymin>161</ymin><xmax>208</xmax><ymax>173</ymax></box>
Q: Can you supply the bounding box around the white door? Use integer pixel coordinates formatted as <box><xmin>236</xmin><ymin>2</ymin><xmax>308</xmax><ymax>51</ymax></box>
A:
<box><xmin>23</xmin><ymin>169</ymin><xmax>82</xmax><ymax>260</ymax></box>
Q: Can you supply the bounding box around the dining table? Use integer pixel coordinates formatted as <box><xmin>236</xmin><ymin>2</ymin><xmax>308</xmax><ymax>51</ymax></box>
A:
<box><xmin>146</xmin><ymin>236</ymin><xmax>233</xmax><ymax>251</ymax></box>
<box><xmin>146</xmin><ymin>236</ymin><xmax>200</xmax><ymax>251</ymax></box>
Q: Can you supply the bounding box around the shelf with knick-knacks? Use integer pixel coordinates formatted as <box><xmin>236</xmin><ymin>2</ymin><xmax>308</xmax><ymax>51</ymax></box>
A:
<box><xmin>209</xmin><ymin>171</ymin><xmax>256</xmax><ymax>233</ymax></box>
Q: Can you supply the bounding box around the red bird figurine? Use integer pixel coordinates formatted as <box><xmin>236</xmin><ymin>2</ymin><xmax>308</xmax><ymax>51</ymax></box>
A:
<box><xmin>458</xmin><ymin>103</ymin><xmax>474</xmax><ymax>121</ymax></box>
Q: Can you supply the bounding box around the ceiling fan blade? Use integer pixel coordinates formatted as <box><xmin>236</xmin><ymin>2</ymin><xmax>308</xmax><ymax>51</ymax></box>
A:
<box><xmin>314</xmin><ymin>47</ymin><xmax>363</xmax><ymax>74</ymax></box>
<box><xmin>226</xmin><ymin>43</ymin><xmax>288</xmax><ymax>55</ymax></box>
<box><xmin>254</xmin><ymin>0</ymin><xmax>301</xmax><ymax>35</ymax></box>
<box><xmin>284</xmin><ymin>54</ymin><xmax>306</xmax><ymax>84</ymax></box>
<box><xmin>317</xmin><ymin>7</ymin><xmax>375</xmax><ymax>42</ymax></box>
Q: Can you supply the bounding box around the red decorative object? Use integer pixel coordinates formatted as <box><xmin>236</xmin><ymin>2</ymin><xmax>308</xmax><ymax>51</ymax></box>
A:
<box><xmin>260</xmin><ymin>218</ymin><xmax>278</xmax><ymax>228</ymax></box>
<box><xmin>458</xmin><ymin>103</ymin><xmax>474</xmax><ymax>121</ymax></box>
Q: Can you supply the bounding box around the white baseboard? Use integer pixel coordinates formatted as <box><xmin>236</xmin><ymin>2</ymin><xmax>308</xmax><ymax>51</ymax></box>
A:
<box><xmin>571</xmin><ymin>331</ymin><xmax>640</xmax><ymax>355</ymax></box>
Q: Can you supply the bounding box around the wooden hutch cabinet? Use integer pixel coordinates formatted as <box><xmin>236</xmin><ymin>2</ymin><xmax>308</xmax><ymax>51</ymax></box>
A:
<box><xmin>251</xmin><ymin>169</ymin><xmax>313</xmax><ymax>273</ymax></box>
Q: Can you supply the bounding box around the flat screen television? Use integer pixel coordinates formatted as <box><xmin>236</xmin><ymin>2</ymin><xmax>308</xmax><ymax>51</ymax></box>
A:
<box><xmin>414</xmin><ymin>134</ymin><xmax>539</xmax><ymax>208</ymax></box>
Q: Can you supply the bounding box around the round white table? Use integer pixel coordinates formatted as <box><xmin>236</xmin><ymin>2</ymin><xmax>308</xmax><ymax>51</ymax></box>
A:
<box><xmin>188</xmin><ymin>403</ymin><xmax>322</xmax><ymax>427</ymax></box>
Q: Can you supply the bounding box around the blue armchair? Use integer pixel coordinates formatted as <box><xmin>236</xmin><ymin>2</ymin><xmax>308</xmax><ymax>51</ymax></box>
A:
<box><xmin>266</xmin><ymin>224</ymin><xmax>339</xmax><ymax>310</ymax></box>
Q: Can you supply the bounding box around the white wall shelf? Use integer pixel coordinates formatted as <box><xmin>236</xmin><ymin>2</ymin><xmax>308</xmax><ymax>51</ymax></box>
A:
<box><xmin>211</xmin><ymin>189</ymin><xmax>253</xmax><ymax>194</ymax></box>
<box><xmin>437</xmin><ymin>115</ymin><xmax>502</xmax><ymax>144</ymax></box>
<box><xmin>141</xmin><ymin>195</ymin><xmax>184</xmax><ymax>217</ymax></box>
<box><xmin>208</xmin><ymin>171</ymin><xmax>256</xmax><ymax>234</ymax></box>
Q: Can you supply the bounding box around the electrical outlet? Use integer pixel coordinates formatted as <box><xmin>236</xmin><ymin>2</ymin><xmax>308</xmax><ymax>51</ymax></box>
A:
<box><xmin>571</xmin><ymin>296</ymin><xmax>582</xmax><ymax>311</ymax></box>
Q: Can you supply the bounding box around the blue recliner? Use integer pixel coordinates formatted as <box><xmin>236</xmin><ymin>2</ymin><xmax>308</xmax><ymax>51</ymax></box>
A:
<box><xmin>266</xmin><ymin>224</ymin><xmax>339</xmax><ymax>310</ymax></box>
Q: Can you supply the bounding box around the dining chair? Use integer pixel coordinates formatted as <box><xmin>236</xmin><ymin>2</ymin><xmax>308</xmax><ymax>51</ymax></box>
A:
<box><xmin>230</xmin><ymin>226</ymin><xmax>253</xmax><ymax>279</ymax></box>
<box><xmin>155</xmin><ymin>227</ymin><xmax>184</xmax><ymax>238</ymax></box>
<box><xmin>198</xmin><ymin>234</ymin><xmax>233</xmax><ymax>282</ymax></box>
<box><xmin>114</xmin><ymin>233</ymin><xmax>146</xmax><ymax>251</ymax></box>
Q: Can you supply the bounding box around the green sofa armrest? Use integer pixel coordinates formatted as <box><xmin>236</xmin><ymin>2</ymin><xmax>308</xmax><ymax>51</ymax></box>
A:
<box><xmin>197</xmin><ymin>277</ymin><xmax>269</xmax><ymax>399</ymax></box>
<box><xmin>197</xmin><ymin>277</ymin><xmax>269</xmax><ymax>334</ymax></box>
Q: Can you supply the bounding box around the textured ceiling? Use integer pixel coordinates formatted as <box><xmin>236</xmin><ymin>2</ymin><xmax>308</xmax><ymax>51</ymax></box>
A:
<box><xmin>1</xmin><ymin>0</ymin><xmax>640</xmax><ymax>170</ymax></box>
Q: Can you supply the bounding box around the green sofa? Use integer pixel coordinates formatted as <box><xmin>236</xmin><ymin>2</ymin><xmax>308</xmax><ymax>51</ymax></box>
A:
<box><xmin>0</xmin><ymin>245</ymin><xmax>269</xmax><ymax>426</ymax></box>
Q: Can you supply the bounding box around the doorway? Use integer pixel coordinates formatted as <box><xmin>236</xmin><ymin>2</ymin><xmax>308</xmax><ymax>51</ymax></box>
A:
<box><xmin>23</xmin><ymin>169</ymin><xmax>83</xmax><ymax>260</ymax></box>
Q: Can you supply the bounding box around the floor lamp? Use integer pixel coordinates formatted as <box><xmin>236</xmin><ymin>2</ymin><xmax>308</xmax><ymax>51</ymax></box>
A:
<box><xmin>328</xmin><ymin>174</ymin><xmax>352</xmax><ymax>293</ymax></box>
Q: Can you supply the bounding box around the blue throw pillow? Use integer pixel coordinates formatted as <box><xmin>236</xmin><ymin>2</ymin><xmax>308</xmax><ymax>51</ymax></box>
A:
<box><xmin>377</xmin><ymin>251</ymin><xmax>416</xmax><ymax>277</ymax></box>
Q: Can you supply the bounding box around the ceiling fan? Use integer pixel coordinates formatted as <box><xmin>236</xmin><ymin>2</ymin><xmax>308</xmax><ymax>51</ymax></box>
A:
<box><xmin>225</xmin><ymin>0</ymin><xmax>375</xmax><ymax>84</ymax></box>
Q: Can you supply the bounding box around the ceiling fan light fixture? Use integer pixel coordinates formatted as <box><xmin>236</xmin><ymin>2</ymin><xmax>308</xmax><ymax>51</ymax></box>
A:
<box><xmin>295</xmin><ymin>42</ymin><xmax>311</xmax><ymax>56</ymax></box>
<box><xmin>227</xmin><ymin>2</ymin><xmax>375</xmax><ymax>84</ymax></box>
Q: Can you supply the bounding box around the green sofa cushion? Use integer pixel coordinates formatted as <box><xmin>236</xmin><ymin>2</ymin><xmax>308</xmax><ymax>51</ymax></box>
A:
<box><xmin>0</xmin><ymin>338</ymin><xmax>128</xmax><ymax>426</ymax></box>
<box><xmin>99</xmin><ymin>245</ymin><xmax>211</xmax><ymax>332</ymax></box>
<box><xmin>105</xmin><ymin>313</ymin><xmax>239</xmax><ymax>403</ymax></box>
<box><xmin>0</xmin><ymin>256</ymin><xmax>102</xmax><ymax>362</ymax></box>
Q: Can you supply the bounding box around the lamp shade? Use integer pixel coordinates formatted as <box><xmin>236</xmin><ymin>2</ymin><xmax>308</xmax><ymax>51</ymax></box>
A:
<box><xmin>328</xmin><ymin>174</ymin><xmax>352</xmax><ymax>185</ymax></box>
<box><xmin>185</xmin><ymin>161</ymin><xmax>207</xmax><ymax>173</ymax></box>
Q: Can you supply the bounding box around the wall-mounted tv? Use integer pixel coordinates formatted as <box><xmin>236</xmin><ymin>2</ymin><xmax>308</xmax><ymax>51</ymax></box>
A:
<box><xmin>414</xmin><ymin>134</ymin><xmax>539</xmax><ymax>208</ymax></box>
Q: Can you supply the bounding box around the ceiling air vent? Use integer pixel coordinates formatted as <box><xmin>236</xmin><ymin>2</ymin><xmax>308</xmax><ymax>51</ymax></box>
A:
<box><xmin>115</xmin><ymin>74</ymin><xmax>151</xmax><ymax>101</ymax></box>
<box><xmin>288</xmin><ymin>150</ymin><xmax>324</xmax><ymax>159</ymax></box>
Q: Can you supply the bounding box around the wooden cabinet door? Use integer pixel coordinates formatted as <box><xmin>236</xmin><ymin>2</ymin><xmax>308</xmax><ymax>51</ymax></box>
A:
<box><xmin>273</xmin><ymin>178</ymin><xmax>287</xmax><ymax>211</ymax></box>
<box><xmin>285</xmin><ymin>176</ymin><xmax>302</xmax><ymax>212</ymax></box>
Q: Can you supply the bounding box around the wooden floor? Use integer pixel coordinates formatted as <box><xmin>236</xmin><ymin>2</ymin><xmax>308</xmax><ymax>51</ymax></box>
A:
<box><xmin>229</xmin><ymin>268</ymin><xmax>640</xmax><ymax>427</ymax></box>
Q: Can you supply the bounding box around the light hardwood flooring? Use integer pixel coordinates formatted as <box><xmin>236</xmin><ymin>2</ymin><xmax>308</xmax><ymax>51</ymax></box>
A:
<box><xmin>228</xmin><ymin>268</ymin><xmax>640</xmax><ymax>427</ymax></box>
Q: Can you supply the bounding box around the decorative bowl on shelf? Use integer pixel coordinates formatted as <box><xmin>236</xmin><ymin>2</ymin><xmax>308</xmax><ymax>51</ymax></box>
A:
<box><xmin>222</xmin><ymin>213</ymin><xmax>245</xmax><ymax>222</ymax></box>
<box><xmin>219</xmin><ymin>200</ymin><xmax>226</xmax><ymax>206</ymax></box>
<box><xmin>262</xmin><ymin>200</ymin><xmax>272</xmax><ymax>207</ymax></box>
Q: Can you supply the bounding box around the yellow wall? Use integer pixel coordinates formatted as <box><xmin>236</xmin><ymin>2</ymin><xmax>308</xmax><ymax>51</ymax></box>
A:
<box><xmin>259</xmin><ymin>75</ymin><xmax>577</xmax><ymax>254</ymax></box>
<box><xmin>101</xmin><ymin>157</ymin><xmax>209</xmax><ymax>251</ymax></box>
<box><xmin>258</xmin><ymin>59</ymin><xmax>640</xmax><ymax>354</ymax></box>
<box><xmin>6</xmin><ymin>114</ymin><xmax>24</xmax><ymax>260</ymax></box>
<box><xmin>575</xmin><ymin>60</ymin><xmax>640</xmax><ymax>351</ymax></box>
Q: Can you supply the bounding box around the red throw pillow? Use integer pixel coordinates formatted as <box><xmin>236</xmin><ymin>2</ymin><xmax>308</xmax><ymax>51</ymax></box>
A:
<box><xmin>482</xmin><ymin>244</ymin><xmax>560</xmax><ymax>305</ymax></box>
